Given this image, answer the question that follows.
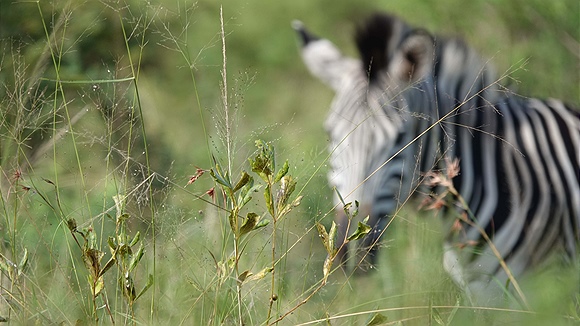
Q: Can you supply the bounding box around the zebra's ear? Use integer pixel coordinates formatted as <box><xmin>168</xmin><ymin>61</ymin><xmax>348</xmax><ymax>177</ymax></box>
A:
<box><xmin>391</xmin><ymin>30</ymin><xmax>434</xmax><ymax>83</ymax></box>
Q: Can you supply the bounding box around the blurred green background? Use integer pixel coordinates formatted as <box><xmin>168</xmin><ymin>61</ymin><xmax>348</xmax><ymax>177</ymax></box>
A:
<box><xmin>0</xmin><ymin>0</ymin><xmax>578</xmax><ymax>324</ymax></box>
<box><xmin>2</xmin><ymin>0</ymin><xmax>577</xmax><ymax>183</ymax></box>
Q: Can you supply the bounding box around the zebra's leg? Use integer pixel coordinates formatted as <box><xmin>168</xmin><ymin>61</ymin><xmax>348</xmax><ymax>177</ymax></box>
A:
<box><xmin>443</xmin><ymin>242</ymin><xmax>474</xmax><ymax>305</ymax></box>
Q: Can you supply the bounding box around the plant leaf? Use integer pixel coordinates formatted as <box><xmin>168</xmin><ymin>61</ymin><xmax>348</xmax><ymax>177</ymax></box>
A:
<box><xmin>239</xmin><ymin>184</ymin><xmax>261</xmax><ymax>208</ymax></box>
<box><xmin>233</xmin><ymin>171</ymin><xmax>251</xmax><ymax>193</ymax></box>
<box><xmin>239</xmin><ymin>212</ymin><xmax>260</xmax><ymax>237</ymax></box>
<box><xmin>277</xmin><ymin>175</ymin><xmax>296</xmax><ymax>212</ymax></box>
<box><xmin>274</xmin><ymin>160</ymin><xmax>289</xmax><ymax>183</ymax></box>
<box><xmin>82</xmin><ymin>248</ymin><xmax>103</xmax><ymax>278</ymax></box>
<box><xmin>228</xmin><ymin>207</ymin><xmax>240</xmax><ymax>235</ymax></box>
<box><xmin>238</xmin><ymin>270</ymin><xmax>253</xmax><ymax>285</ymax></box>
<box><xmin>89</xmin><ymin>274</ymin><xmax>105</xmax><ymax>298</ymax></box>
<box><xmin>328</xmin><ymin>221</ymin><xmax>337</xmax><ymax>254</ymax></box>
<box><xmin>347</xmin><ymin>218</ymin><xmax>372</xmax><ymax>241</ymax></box>
<box><xmin>352</xmin><ymin>200</ymin><xmax>360</xmax><ymax>218</ymax></box>
<box><xmin>107</xmin><ymin>236</ymin><xmax>117</xmax><ymax>252</ymax></box>
<box><xmin>251</xmin><ymin>140</ymin><xmax>275</xmax><ymax>181</ymax></box>
<box><xmin>210</xmin><ymin>165</ymin><xmax>232</xmax><ymax>189</ymax></box>
<box><xmin>446</xmin><ymin>297</ymin><xmax>460</xmax><ymax>324</ymax></box>
<box><xmin>244</xmin><ymin>267</ymin><xmax>273</xmax><ymax>284</ymax></box>
<box><xmin>316</xmin><ymin>222</ymin><xmax>337</xmax><ymax>255</ymax></box>
<box><xmin>99</xmin><ymin>256</ymin><xmax>116</xmax><ymax>277</ymax></box>
<box><xmin>264</xmin><ymin>185</ymin><xmax>274</xmax><ymax>217</ymax></box>
<box><xmin>128</xmin><ymin>245</ymin><xmax>144</xmax><ymax>272</ymax></box>
<box><xmin>254</xmin><ymin>219</ymin><xmax>270</xmax><ymax>230</ymax></box>
<box><xmin>322</xmin><ymin>255</ymin><xmax>332</xmax><ymax>280</ymax></box>
<box><xmin>18</xmin><ymin>248</ymin><xmax>28</xmax><ymax>273</ymax></box>
<box><xmin>366</xmin><ymin>313</ymin><xmax>388</xmax><ymax>326</ymax></box>
<box><xmin>135</xmin><ymin>274</ymin><xmax>154</xmax><ymax>301</ymax></box>
<box><xmin>129</xmin><ymin>231</ymin><xmax>141</xmax><ymax>247</ymax></box>
<box><xmin>334</xmin><ymin>187</ymin><xmax>346</xmax><ymax>206</ymax></box>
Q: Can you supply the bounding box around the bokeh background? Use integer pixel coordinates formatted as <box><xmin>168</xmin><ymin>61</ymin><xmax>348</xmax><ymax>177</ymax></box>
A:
<box><xmin>0</xmin><ymin>0</ymin><xmax>578</xmax><ymax>324</ymax></box>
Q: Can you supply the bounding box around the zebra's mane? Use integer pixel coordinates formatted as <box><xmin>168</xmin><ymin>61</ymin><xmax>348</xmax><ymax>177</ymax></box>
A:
<box><xmin>355</xmin><ymin>13</ymin><xmax>399</xmax><ymax>81</ymax></box>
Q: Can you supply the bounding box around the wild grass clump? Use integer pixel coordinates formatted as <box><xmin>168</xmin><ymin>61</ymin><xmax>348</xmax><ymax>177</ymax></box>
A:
<box><xmin>0</xmin><ymin>0</ymin><xmax>577</xmax><ymax>325</ymax></box>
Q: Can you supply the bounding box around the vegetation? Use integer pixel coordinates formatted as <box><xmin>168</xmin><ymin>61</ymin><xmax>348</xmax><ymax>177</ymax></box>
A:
<box><xmin>0</xmin><ymin>0</ymin><xmax>578</xmax><ymax>324</ymax></box>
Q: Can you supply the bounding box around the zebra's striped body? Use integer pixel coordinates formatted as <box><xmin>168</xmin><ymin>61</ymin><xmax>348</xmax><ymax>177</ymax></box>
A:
<box><xmin>294</xmin><ymin>14</ymin><xmax>580</xmax><ymax>299</ymax></box>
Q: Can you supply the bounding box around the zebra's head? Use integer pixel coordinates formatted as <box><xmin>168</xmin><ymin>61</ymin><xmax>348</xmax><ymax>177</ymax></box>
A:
<box><xmin>293</xmin><ymin>14</ymin><xmax>437</xmax><ymax>212</ymax></box>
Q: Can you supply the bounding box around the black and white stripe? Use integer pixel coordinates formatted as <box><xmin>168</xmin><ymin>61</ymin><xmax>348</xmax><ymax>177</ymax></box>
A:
<box><xmin>294</xmin><ymin>13</ymin><xmax>580</xmax><ymax>300</ymax></box>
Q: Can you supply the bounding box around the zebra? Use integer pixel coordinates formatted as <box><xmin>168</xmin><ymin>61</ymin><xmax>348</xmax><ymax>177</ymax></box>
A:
<box><xmin>293</xmin><ymin>13</ymin><xmax>580</xmax><ymax>302</ymax></box>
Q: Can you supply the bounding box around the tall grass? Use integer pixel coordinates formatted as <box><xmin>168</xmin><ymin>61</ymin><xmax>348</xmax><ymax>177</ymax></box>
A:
<box><xmin>0</xmin><ymin>0</ymin><xmax>578</xmax><ymax>325</ymax></box>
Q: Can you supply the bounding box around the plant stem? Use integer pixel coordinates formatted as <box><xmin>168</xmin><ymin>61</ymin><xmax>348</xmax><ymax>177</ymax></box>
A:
<box><xmin>449</xmin><ymin>184</ymin><xmax>530</xmax><ymax>310</ymax></box>
<box><xmin>266</xmin><ymin>179</ymin><xmax>277</xmax><ymax>323</ymax></box>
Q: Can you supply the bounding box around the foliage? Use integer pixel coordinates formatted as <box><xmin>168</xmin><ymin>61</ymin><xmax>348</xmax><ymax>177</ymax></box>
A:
<box><xmin>0</xmin><ymin>0</ymin><xmax>577</xmax><ymax>325</ymax></box>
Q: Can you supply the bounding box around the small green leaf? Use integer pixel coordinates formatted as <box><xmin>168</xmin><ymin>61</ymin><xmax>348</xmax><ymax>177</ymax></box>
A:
<box><xmin>334</xmin><ymin>187</ymin><xmax>346</xmax><ymax>206</ymax></box>
<box><xmin>366</xmin><ymin>313</ymin><xmax>388</xmax><ymax>326</ymax></box>
<box><xmin>239</xmin><ymin>183</ymin><xmax>260</xmax><ymax>208</ymax></box>
<box><xmin>227</xmin><ymin>254</ymin><xmax>236</xmax><ymax>270</ymax></box>
<box><xmin>316</xmin><ymin>222</ymin><xmax>328</xmax><ymax>243</ymax></box>
<box><xmin>254</xmin><ymin>219</ymin><xmax>270</xmax><ymax>230</ymax></box>
<box><xmin>238</xmin><ymin>270</ymin><xmax>253</xmax><ymax>285</ymax></box>
<box><xmin>41</xmin><ymin>177</ymin><xmax>55</xmax><ymax>185</ymax></box>
<box><xmin>352</xmin><ymin>200</ymin><xmax>360</xmax><ymax>218</ymax></box>
<box><xmin>135</xmin><ymin>274</ymin><xmax>154</xmax><ymax>301</ymax></box>
<box><xmin>90</xmin><ymin>274</ymin><xmax>105</xmax><ymax>298</ymax></box>
<box><xmin>228</xmin><ymin>207</ymin><xmax>239</xmax><ymax>236</ymax></box>
<box><xmin>274</xmin><ymin>160</ymin><xmax>289</xmax><ymax>183</ymax></box>
<box><xmin>277</xmin><ymin>175</ymin><xmax>296</xmax><ymax>211</ymax></box>
<box><xmin>251</xmin><ymin>140</ymin><xmax>275</xmax><ymax>181</ymax></box>
<box><xmin>99</xmin><ymin>256</ymin><xmax>116</xmax><ymax>277</ymax></box>
<box><xmin>292</xmin><ymin>195</ymin><xmax>303</xmax><ymax>207</ymax></box>
<box><xmin>362</xmin><ymin>215</ymin><xmax>370</xmax><ymax>224</ymax></box>
<box><xmin>210</xmin><ymin>165</ymin><xmax>232</xmax><ymax>189</ymax></box>
<box><xmin>129</xmin><ymin>231</ymin><xmax>141</xmax><ymax>247</ymax></box>
<box><xmin>18</xmin><ymin>248</ymin><xmax>28</xmax><ymax>273</ymax></box>
<box><xmin>85</xmin><ymin>227</ymin><xmax>98</xmax><ymax>248</ymax></box>
<box><xmin>82</xmin><ymin>248</ymin><xmax>103</xmax><ymax>277</ymax></box>
<box><xmin>251</xmin><ymin>156</ymin><xmax>272</xmax><ymax>182</ymax></box>
<box><xmin>128</xmin><ymin>245</ymin><xmax>144</xmax><ymax>272</ymax></box>
<box><xmin>347</xmin><ymin>218</ymin><xmax>372</xmax><ymax>241</ymax></box>
<box><xmin>117</xmin><ymin>243</ymin><xmax>131</xmax><ymax>257</ymax></box>
<box><xmin>244</xmin><ymin>267</ymin><xmax>273</xmax><ymax>284</ymax></box>
<box><xmin>328</xmin><ymin>221</ymin><xmax>337</xmax><ymax>253</ymax></box>
<box><xmin>233</xmin><ymin>171</ymin><xmax>251</xmax><ymax>193</ymax></box>
<box><xmin>446</xmin><ymin>298</ymin><xmax>460</xmax><ymax>325</ymax></box>
<box><xmin>264</xmin><ymin>185</ymin><xmax>274</xmax><ymax>217</ymax></box>
<box><xmin>107</xmin><ymin>236</ymin><xmax>117</xmax><ymax>252</ymax></box>
<box><xmin>343</xmin><ymin>202</ymin><xmax>352</xmax><ymax>212</ymax></box>
<box><xmin>316</xmin><ymin>222</ymin><xmax>337</xmax><ymax>255</ymax></box>
<box><xmin>432</xmin><ymin>307</ymin><xmax>445</xmax><ymax>326</ymax></box>
<box><xmin>239</xmin><ymin>213</ymin><xmax>260</xmax><ymax>237</ymax></box>
<box><xmin>322</xmin><ymin>255</ymin><xmax>332</xmax><ymax>280</ymax></box>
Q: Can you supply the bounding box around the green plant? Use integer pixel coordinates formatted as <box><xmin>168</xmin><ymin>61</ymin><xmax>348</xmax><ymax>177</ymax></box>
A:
<box><xmin>204</xmin><ymin>139</ymin><xmax>300</xmax><ymax>324</ymax></box>
<box><xmin>0</xmin><ymin>0</ymin><xmax>577</xmax><ymax>325</ymax></box>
